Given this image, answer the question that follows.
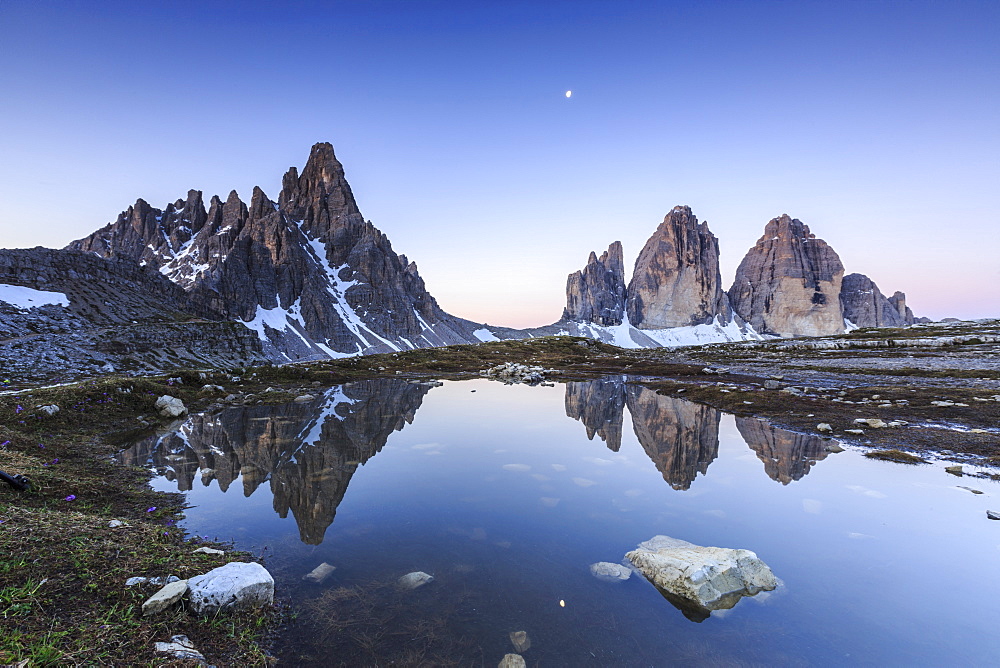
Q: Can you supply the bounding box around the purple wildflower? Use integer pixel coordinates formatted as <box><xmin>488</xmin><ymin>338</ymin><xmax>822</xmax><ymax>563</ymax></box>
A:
<box><xmin>147</xmin><ymin>507</ymin><xmax>157</xmax><ymax>512</ymax></box>
<box><xmin>65</xmin><ymin>495</ymin><xmax>76</xmax><ymax>501</ymax></box>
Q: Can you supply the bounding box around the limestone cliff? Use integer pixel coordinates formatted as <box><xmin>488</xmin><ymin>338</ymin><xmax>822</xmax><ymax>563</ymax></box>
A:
<box><xmin>626</xmin><ymin>206</ymin><xmax>731</xmax><ymax>329</ymax></box>
<box><xmin>728</xmin><ymin>215</ymin><xmax>845</xmax><ymax>337</ymax></box>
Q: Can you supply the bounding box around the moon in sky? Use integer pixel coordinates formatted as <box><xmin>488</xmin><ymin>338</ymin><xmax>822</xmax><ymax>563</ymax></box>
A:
<box><xmin>565</xmin><ymin>90</ymin><xmax>572</xmax><ymax>98</ymax></box>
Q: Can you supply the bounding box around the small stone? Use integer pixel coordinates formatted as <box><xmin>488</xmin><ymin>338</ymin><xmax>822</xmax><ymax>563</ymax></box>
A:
<box><xmin>200</xmin><ymin>384</ymin><xmax>224</xmax><ymax>393</ymax></box>
<box><xmin>294</xmin><ymin>394</ymin><xmax>316</xmax><ymax>403</ymax></box>
<box><xmin>844</xmin><ymin>429</ymin><xmax>865</xmax><ymax>435</ymax></box>
<box><xmin>854</xmin><ymin>418</ymin><xmax>887</xmax><ymax>429</ymax></box>
<box><xmin>509</xmin><ymin>630</ymin><xmax>531</xmax><ymax>653</ymax></box>
<box><xmin>987</xmin><ymin>510</ymin><xmax>1000</xmax><ymax>520</ymax></box>
<box><xmin>930</xmin><ymin>400</ymin><xmax>955</xmax><ymax>407</ymax></box>
<box><xmin>945</xmin><ymin>465</ymin><xmax>964</xmax><ymax>476</ymax></box>
<box><xmin>125</xmin><ymin>576</ymin><xmax>148</xmax><ymax>586</ymax></box>
<box><xmin>154</xmin><ymin>395</ymin><xmax>187</xmax><ymax>418</ymax></box>
<box><xmin>887</xmin><ymin>421</ymin><xmax>908</xmax><ymax>428</ymax></box>
<box><xmin>397</xmin><ymin>571</ymin><xmax>434</xmax><ymax>590</ymax></box>
<box><xmin>142</xmin><ymin>579</ymin><xmax>188</xmax><ymax>616</ymax></box>
<box><xmin>193</xmin><ymin>547</ymin><xmax>225</xmax><ymax>556</ymax></box>
<box><xmin>303</xmin><ymin>562</ymin><xmax>336</xmax><ymax>584</ymax></box>
<box><xmin>816</xmin><ymin>423</ymin><xmax>834</xmax><ymax>433</ymax></box>
<box><xmin>969</xmin><ymin>429</ymin><xmax>988</xmax><ymax>434</ymax></box>
<box><xmin>154</xmin><ymin>635</ymin><xmax>206</xmax><ymax>663</ymax></box>
<box><xmin>957</xmin><ymin>486</ymin><xmax>983</xmax><ymax>495</ymax></box>
<box><xmin>108</xmin><ymin>519</ymin><xmax>126</xmax><ymax>528</ymax></box>
<box><xmin>825</xmin><ymin>443</ymin><xmax>846</xmax><ymax>453</ymax></box>
<box><xmin>763</xmin><ymin>380</ymin><xmax>783</xmax><ymax>390</ymax></box>
<box><xmin>499</xmin><ymin>654</ymin><xmax>527</xmax><ymax>668</ymax></box>
<box><xmin>36</xmin><ymin>404</ymin><xmax>59</xmax><ymax>416</ymax></box>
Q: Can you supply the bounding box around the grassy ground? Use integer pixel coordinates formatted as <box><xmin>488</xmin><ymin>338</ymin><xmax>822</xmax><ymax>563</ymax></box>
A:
<box><xmin>1</xmin><ymin>333</ymin><xmax>997</xmax><ymax>664</ymax></box>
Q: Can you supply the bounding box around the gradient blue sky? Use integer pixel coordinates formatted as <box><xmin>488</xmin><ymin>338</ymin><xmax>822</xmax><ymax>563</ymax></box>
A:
<box><xmin>1</xmin><ymin>0</ymin><xmax>997</xmax><ymax>327</ymax></box>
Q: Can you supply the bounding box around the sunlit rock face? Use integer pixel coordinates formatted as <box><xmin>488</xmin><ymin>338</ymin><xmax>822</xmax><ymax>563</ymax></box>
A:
<box><xmin>563</xmin><ymin>242</ymin><xmax>627</xmax><ymax>326</ymax></box>
<box><xmin>69</xmin><ymin>143</ymin><xmax>489</xmax><ymax>360</ymax></box>
<box><xmin>626</xmin><ymin>206</ymin><xmax>731</xmax><ymax>329</ymax></box>
<box><xmin>735</xmin><ymin>418</ymin><xmax>831</xmax><ymax>484</ymax></box>
<box><xmin>119</xmin><ymin>378</ymin><xmax>431</xmax><ymax>544</ymax></box>
<box><xmin>840</xmin><ymin>273</ymin><xmax>908</xmax><ymax>328</ymax></box>
<box><xmin>624</xmin><ymin>386</ymin><xmax>721</xmax><ymax>490</ymax></box>
<box><xmin>729</xmin><ymin>214</ymin><xmax>845</xmax><ymax>337</ymax></box>
<box><xmin>887</xmin><ymin>291</ymin><xmax>916</xmax><ymax>326</ymax></box>
<box><xmin>564</xmin><ymin>378</ymin><xmax>626</xmax><ymax>451</ymax></box>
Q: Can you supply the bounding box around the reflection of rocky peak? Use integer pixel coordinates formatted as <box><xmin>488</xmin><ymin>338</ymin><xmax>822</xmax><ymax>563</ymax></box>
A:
<box><xmin>563</xmin><ymin>242</ymin><xmax>626</xmax><ymax>326</ymax></box>
<box><xmin>735</xmin><ymin>418</ymin><xmax>831</xmax><ymax>484</ymax></box>
<box><xmin>564</xmin><ymin>378</ymin><xmax>626</xmax><ymax>451</ymax></box>
<box><xmin>625</xmin><ymin>386</ymin><xmax>720</xmax><ymax>490</ymax></box>
<box><xmin>119</xmin><ymin>378</ymin><xmax>431</xmax><ymax>544</ymax></box>
<box><xmin>626</xmin><ymin>206</ymin><xmax>731</xmax><ymax>329</ymax></box>
<box><xmin>729</xmin><ymin>214</ymin><xmax>845</xmax><ymax>337</ymax></box>
<box><xmin>840</xmin><ymin>273</ymin><xmax>907</xmax><ymax>328</ymax></box>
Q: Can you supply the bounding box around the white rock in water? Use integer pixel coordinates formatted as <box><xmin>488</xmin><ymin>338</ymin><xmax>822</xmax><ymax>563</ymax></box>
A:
<box><xmin>154</xmin><ymin>635</ymin><xmax>206</xmax><ymax>663</ymax></box>
<box><xmin>142</xmin><ymin>579</ymin><xmax>188</xmax><ymax>616</ymax></box>
<box><xmin>187</xmin><ymin>562</ymin><xmax>274</xmax><ymax>614</ymax></box>
<box><xmin>498</xmin><ymin>653</ymin><xmax>527</xmax><ymax>668</ymax></box>
<box><xmin>154</xmin><ymin>395</ymin><xmax>188</xmax><ymax>418</ymax></box>
<box><xmin>589</xmin><ymin>562</ymin><xmax>631</xmax><ymax>582</ymax></box>
<box><xmin>626</xmin><ymin>535</ymin><xmax>777</xmax><ymax>613</ymax></box>
<box><xmin>397</xmin><ymin>571</ymin><xmax>434</xmax><ymax>590</ymax></box>
<box><xmin>303</xmin><ymin>562</ymin><xmax>336</xmax><ymax>583</ymax></box>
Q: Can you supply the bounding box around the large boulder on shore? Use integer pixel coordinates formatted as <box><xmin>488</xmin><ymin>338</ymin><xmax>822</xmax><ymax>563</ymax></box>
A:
<box><xmin>626</xmin><ymin>535</ymin><xmax>776</xmax><ymax>619</ymax></box>
<box><xmin>187</xmin><ymin>561</ymin><xmax>274</xmax><ymax>614</ymax></box>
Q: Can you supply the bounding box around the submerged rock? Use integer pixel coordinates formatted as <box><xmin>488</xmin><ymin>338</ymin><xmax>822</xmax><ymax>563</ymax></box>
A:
<box><xmin>187</xmin><ymin>561</ymin><xmax>274</xmax><ymax>614</ymax></box>
<box><xmin>626</xmin><ymin>535</ymin><xmax>777</xmax><ymax>621</ymax></box>
<box><xmin>498</xmin><ymin>654</ymin><xmax>527</xmax><ymax>668</ymax></box>
<box><xmin>509</xmin><ymin>630</ymin><xmax>531</xmax><ymax>653</ymax></box>
<box><xmin>303</xmin><ymin>562</ymin><xmax>337</xmax><ymax>584</ymax></box>
<box><xmin>590</xmin><ymin>561</ymin><xmax>632</xmax><ymax>582</ymax></box>
<box><xmin>397</xmin><ymin>571</ymin><xmax>434</xmax><ymax>590</ymax></box>
<box><xmin>988</xmin><ymin>510</ymin><xmax>1000</xmax><ymax>520</ymax></box>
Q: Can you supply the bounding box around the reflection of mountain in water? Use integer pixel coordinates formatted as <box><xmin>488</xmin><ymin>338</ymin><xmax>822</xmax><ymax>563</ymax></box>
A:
<box><xmin>735</xmin><ymin>418</ymin><xmax>831</xmax><ymax>484</ymax></box>
<box><xmin>119</xmin><ymin>379</ymin><xmax>431</xmax><ymax>544</ymax></box>
<box><xmin>564</xmin><ymin>377</ymin><xmax>626</xmax><ymax>451</ymax></box>
<box><xmin>625</xmin><ymin>386</ymin><xmax>720</xmax><ymax>490</ymax></box>
<box><xmin>564</xmin><ymin>380</ymin><xmax>721</xmax><ymax>490</ymax></box>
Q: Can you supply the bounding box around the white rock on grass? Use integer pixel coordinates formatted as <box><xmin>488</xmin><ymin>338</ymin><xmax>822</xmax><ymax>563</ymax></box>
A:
<box><xmin>36</xmin><ymin>404</ymin><xmax>59</xmax><ymax>416</ymax></box>
<box><xmin>187</xmin><ymin>562</ymin><xmax>274</xmax><ymax>614</ymax></box>
<box><xmin>816</xmin><ymin>423</ymin><xmax>833</xmax><ymax>433</ymax></box>
<box><xmin>589</xmin><ymin>562</ymin><xmax>632</xmax><ymax>582</ymax></box>
<box><xmin>854</xmin><ymin>418</ymin><xmax>887</xmax><ymax>428</ymax></box>
<box><xmin>294</xmin><ymin>394</ymin><xmax>316</xmax><ymax>403</ymax></box>
<box><xmin>193</xmin><ymin>547</ymin><xmax>225</xmax><ymax>556</ymax></box>
<box><xmin>626</xmin><ymin>535</ymin><xmax>777</xmax><ymax>613</ymax></box>
<box><xmin>397</xmin><ymin>571</ymin><xmax>434</xmax><ymax>590</ymax></box>
<box><xmin>155</xmin><ymin>395</ymin><xmax>188</xmax><ymax>418</ymax></box>
<box><xmin>142</xmin><ymin>579</ymin><xmax>188</xmax><ymax>616</ymax></box>
<box><xmin>154</xmin><ymin>635</ymin><xmax>206</xmax><ymax>663</ymax></box>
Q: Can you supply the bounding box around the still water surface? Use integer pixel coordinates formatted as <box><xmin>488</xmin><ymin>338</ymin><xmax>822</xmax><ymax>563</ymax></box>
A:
<box><xmin>121</xmin><ymin>377</ymin><xmax>1000</xmax><ymax>666</ymax></box>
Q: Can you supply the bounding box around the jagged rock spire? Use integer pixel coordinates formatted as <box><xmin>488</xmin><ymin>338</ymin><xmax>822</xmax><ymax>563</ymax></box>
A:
<box><xmin>563</xmin><ymin>241</ymin><xmax>626</xmax><ymax>326</ymax></box>
<box><xmin>729</xmin><ymin>214</ymin><xmax>845</xmax><ymax>337</ymax></box>
<box><xmin>626</xmin><ymin>206</ymin><xmax>730</xmax><ymax>329</ymax></box>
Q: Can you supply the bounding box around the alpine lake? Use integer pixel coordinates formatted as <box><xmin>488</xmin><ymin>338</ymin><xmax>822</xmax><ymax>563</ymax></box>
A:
<box><xmin>119</xmin><ymin>377</ymin><xmax>1000</xmax><ymax>666</ymax></box>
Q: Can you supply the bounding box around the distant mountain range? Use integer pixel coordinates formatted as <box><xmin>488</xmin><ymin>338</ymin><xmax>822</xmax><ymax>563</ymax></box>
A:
<box><xmin>0</xmin><ymin>142</ymin><xmax>923</xmax><ymax>380</ymax></box>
